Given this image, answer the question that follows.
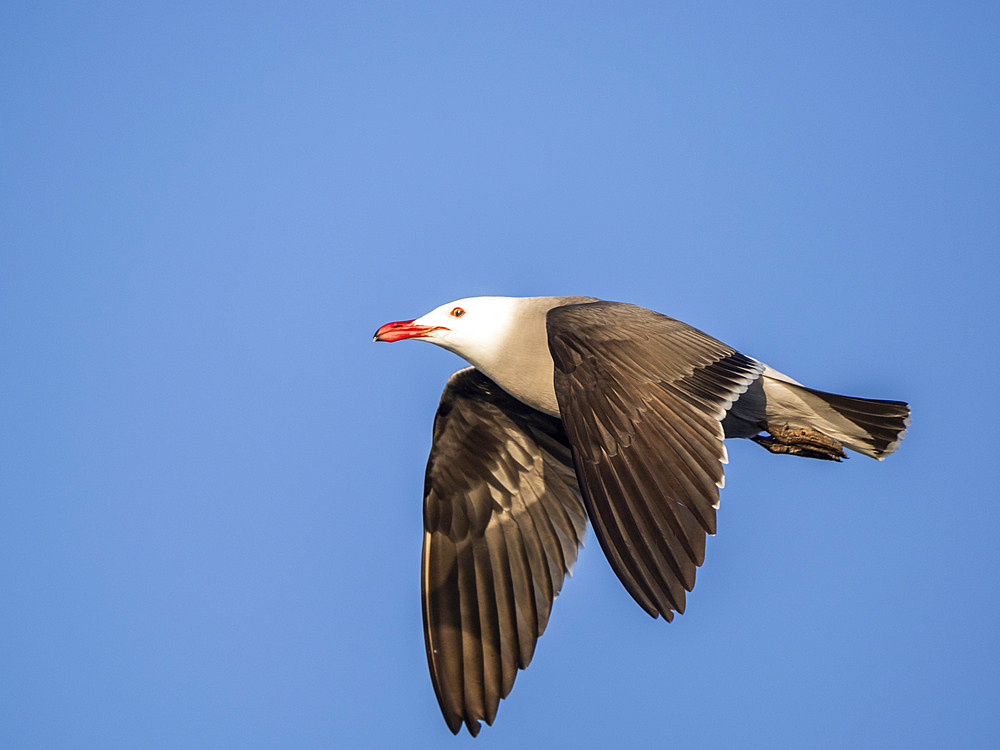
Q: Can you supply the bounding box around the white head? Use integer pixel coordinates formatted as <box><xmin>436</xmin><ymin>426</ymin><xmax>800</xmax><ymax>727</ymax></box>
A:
<box><xmin>376</xmin><ymin>295</ymin><xmax>594</xmax><ymax>416</ymax></box>
<box><xmin>373</xmin><ymin>296</ymin><xmax>522</xmax><ymax>372</ymax></box>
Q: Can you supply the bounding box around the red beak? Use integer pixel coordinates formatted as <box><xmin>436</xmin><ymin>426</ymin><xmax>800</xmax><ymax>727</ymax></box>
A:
<box><xmin>373</xmin><ymin>320</ymin><xmax>446</xmax><ymax>343</ymax></box>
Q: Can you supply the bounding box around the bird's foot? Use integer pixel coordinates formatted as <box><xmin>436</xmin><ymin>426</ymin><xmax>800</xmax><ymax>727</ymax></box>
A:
<box><xmin>751</xmin><ymin>424</ymin><xmax>846</xmax><ymax>461</ymax></box>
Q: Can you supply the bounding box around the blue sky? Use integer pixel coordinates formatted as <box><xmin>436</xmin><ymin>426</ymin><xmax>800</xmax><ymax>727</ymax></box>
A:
<box><xmin>3</xmin><ymin>2</ymin><xmax>998</xmax><ymax>747</ymax></box>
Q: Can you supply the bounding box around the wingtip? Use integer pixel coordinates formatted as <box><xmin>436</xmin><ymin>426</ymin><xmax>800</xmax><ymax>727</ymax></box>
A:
<box><xmin>443</xmin><ymin>712</ymin><xmax>463</xmax><ymax>735</ymax></box>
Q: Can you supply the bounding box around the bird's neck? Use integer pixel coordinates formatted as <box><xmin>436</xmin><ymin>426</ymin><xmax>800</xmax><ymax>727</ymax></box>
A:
<box><xmin>459</xmin><ymin>298</ymin><xmax>587</xmax><ymax>418</ymax></box>
<box><xmin>478</xmin><ymin>338</ymin><xmax>562</xmax><ymax>417</ymax></box>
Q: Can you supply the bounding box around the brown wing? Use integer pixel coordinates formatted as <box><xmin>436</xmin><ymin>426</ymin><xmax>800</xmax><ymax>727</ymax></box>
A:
<box><xmin>422</xmin><ymin>368</ymin><xmax>587</xmax><ymax>736</ymax></box>
<box><xmin>547</xmin><ymin>301</ymin><xmax>764</xmax><ymax>620</ymax></box>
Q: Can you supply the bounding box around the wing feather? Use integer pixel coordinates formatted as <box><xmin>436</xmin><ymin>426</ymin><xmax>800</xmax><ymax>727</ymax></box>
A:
<box><xmin>421</xmin><ymin>368</ymin><xmax>586</xmax><ymax>735</ymax></box>
<box><xmin>548</xmin><ymin>301</ymin><xmax>764</xmax><ymax>621</ymax></box>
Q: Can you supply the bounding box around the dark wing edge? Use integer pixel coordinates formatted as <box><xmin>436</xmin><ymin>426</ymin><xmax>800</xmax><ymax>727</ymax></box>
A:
<box><xmin>421</xmin><ymin>367</ymin><xmax>587</xmax><ymax>736</ymax></box>
<box><xmin>547</xmin><ymin>301</ymin><xmax>764</xmax><ymax>621</ymax></box>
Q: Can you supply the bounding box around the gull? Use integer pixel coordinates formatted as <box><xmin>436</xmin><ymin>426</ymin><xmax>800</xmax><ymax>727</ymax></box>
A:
<box><xmin>374</xmin><ymin>296</ymin><xmax>910</xmax><ymax>735</ymax></box>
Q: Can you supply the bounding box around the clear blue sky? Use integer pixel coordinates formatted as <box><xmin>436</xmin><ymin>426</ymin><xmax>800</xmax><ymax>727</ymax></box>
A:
<box><xmin>3</xmin><ymin>3</ymin><xmax>998</xmax><ymax>748</ymax></box>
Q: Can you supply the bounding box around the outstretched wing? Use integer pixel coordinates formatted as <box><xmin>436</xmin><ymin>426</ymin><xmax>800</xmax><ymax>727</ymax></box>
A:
<box><xmin>422</xmin><ymin>368</ymin><xmax>586</xmax><ymax>736</ymax></box>
<box><xmin>547</xmin><ymin>301</ymin><xmax>764</xmax><ymax>620</ymax></box>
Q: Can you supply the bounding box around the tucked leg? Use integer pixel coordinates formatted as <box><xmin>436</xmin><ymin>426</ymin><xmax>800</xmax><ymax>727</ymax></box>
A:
<box><xmin>751</xmin><ymin>424</ymin><xmax>847</xmax><ymax>461</ymax></box>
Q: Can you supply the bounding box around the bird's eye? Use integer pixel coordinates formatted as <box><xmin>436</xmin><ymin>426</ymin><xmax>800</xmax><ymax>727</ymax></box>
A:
<box><xmin>450</xmin><ymin>307</ymin><xmax>465</xmax><ymax>318</ymax></box>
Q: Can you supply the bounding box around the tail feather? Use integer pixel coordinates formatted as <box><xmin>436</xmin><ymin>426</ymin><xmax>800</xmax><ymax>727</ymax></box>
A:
<box><xmin>761</xmin><ymin>374</ymin><xmax>910</xmax><ymax>460</ymax></box>
<box><xmin>796</xmin><ymin>387</ymin><xmax>910</xmax><ymax>459</ymax></box>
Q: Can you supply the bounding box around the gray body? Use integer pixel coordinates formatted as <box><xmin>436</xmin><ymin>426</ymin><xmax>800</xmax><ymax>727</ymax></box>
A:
<box><xmin>469</xmin><ymin>297</ymin><xmax>905</xmax><ymax>458</ymax></box>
